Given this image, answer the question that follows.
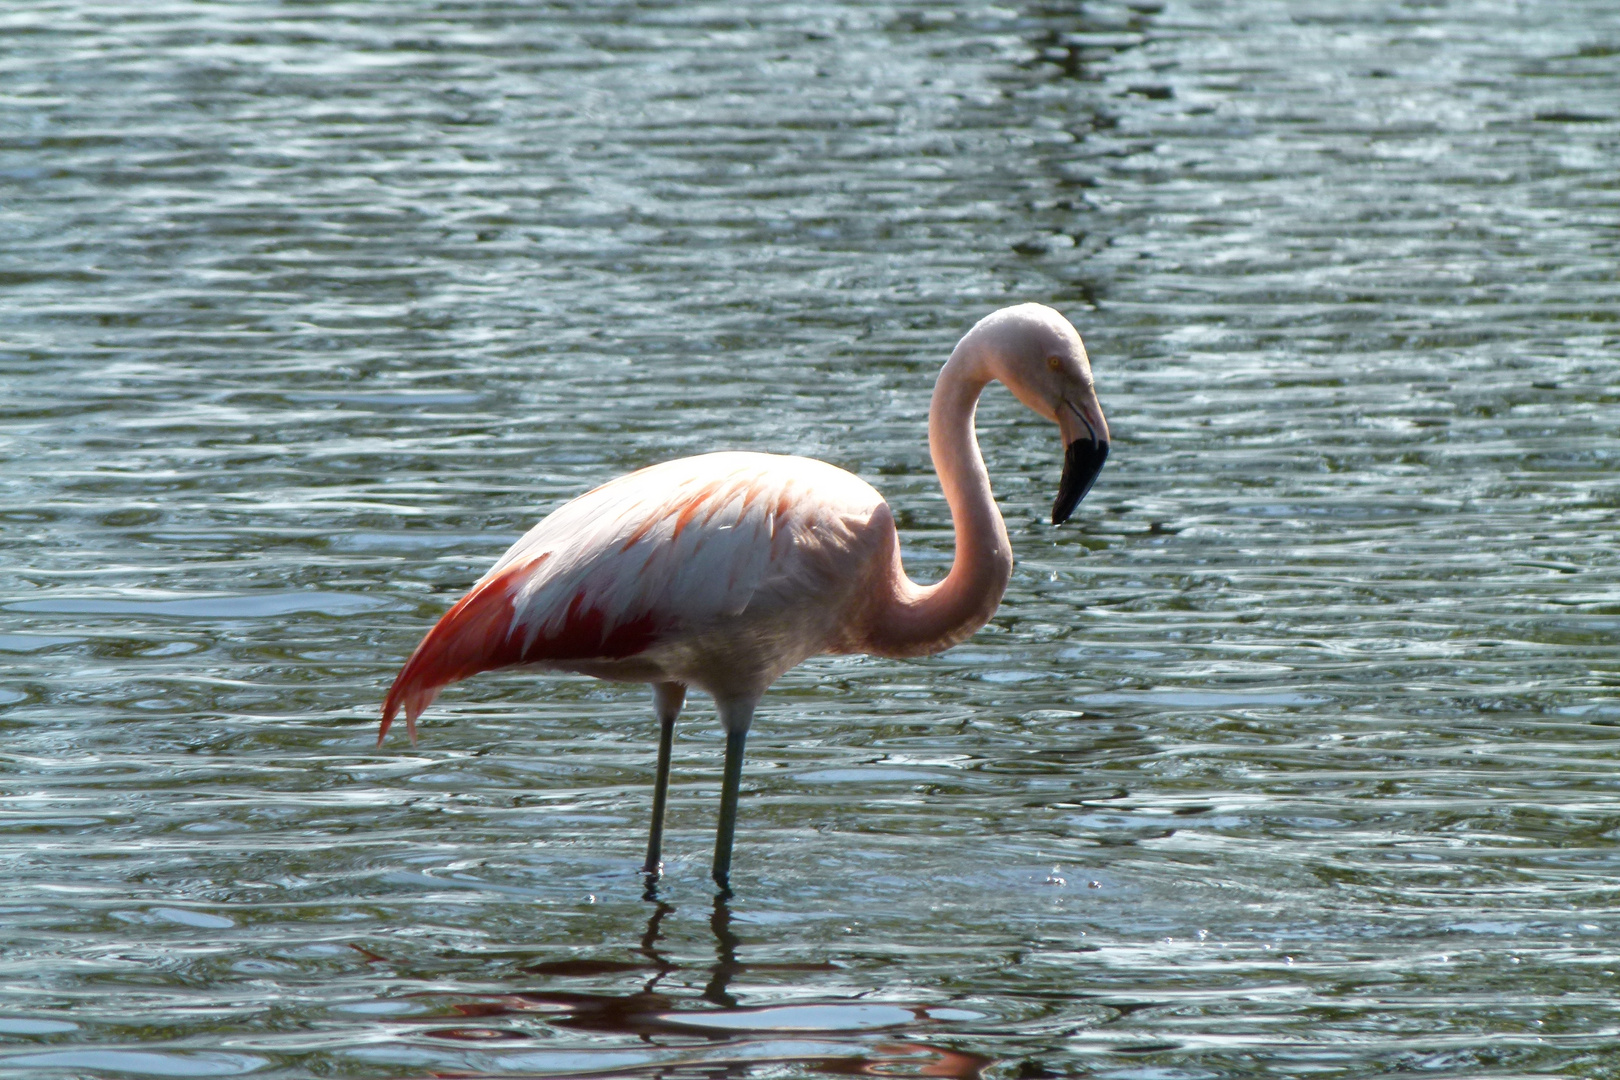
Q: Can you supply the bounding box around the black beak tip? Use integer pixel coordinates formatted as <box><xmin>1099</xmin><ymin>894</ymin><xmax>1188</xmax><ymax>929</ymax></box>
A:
<box><xmin>1052</xmin><ymin>439</ymin><xmax>1109</xmax><ymax>526</ymax></box>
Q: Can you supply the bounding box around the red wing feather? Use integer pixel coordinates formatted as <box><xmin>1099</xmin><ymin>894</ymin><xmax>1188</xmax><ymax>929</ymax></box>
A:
<box><xmin>379</xmin><ymin>554</ymin><xmax>665</xmax><ymax>745</ymax></box>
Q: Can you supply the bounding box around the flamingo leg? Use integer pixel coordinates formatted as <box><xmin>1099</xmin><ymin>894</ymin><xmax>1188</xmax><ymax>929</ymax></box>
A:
<box><xmin>711</xmin><ymin>696</ymin><xmax>756</xmax><ymax>890</ymax></box>
<box><xmin>644</xmin><ymin>682</ymin><xmax>686</xmax><ymax>877</ymax></box>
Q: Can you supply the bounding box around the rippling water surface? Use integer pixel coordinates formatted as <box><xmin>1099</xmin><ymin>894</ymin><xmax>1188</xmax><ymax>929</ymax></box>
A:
<box><xmin>3</xmin><ymin>1</ymin><xmax>1618</xmax><ymax>1077</ymax></box>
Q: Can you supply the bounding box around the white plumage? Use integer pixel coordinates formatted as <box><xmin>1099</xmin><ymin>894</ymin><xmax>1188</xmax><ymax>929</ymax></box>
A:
<box><xmin>381</xmin><ymin>452</ymin><xmax>892</xmax><ymax>741</ymax></box>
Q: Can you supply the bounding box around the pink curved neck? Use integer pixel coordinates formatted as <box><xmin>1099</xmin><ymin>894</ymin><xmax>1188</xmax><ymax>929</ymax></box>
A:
<box><xmin>863</xmin><ymin>344</ymin><xmax>1013</xmax><ymax>657</ymax></box>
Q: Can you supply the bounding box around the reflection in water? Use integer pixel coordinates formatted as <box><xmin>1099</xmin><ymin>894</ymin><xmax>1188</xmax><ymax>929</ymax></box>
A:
<box><xmin>413</xmin><ymin>892</ymin><xmax>988</xmax><ymax>1079</ymax></box>
<box><xmin>703</xmin><ymin>892</ymin><xmax>741</xmax><ymax>1009</ymax></box>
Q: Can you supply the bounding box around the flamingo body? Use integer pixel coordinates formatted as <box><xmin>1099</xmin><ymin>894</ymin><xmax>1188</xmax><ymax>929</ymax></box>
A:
<box><xmin>382</xmin><ymin>452</ymin><xmax>895</xmax><ymax>741</ymax></box>
<box><xmin>380</xmin><ymin>303</ymin><xmax>1111</xmax><ymax>887</ymax></box>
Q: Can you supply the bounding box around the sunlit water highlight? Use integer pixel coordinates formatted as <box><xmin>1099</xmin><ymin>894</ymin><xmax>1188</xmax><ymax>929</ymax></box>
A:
<box><xmin>2</xmin><ymin>1</ymin><xmax>1617</xmax><ymax>1077</ymax></box>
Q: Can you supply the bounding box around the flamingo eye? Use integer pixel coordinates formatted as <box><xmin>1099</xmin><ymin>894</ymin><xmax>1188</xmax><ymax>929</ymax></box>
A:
<box><xmin>1046</xmin><ymin>355</ymin><xmax>1062</xmax><ymax>372</ymax></box>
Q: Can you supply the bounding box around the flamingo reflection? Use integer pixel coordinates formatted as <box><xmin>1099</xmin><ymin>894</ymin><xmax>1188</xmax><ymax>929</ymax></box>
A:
<box><xmin>405</xmin><ymin>891</ymin><xmax>991</xmax><ymax>1079</ymax></box>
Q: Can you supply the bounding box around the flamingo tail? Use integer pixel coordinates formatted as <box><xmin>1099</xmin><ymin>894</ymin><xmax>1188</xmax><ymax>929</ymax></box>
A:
<box><xmin>380</xmin><ymin>562</ymin><xmax>533</xmax><ymax>746</ymax></box>
<box><xmin>379</xmin><ymin>554</ymin><xmax>665</xmax><ymax>746</ymax></box>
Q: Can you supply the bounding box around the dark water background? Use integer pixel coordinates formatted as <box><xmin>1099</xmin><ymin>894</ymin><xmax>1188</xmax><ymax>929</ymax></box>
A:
<box><xmin>3</xmin><ymin>1</ymin><xmax>1618</xmax><ymax>1076</ymax></box>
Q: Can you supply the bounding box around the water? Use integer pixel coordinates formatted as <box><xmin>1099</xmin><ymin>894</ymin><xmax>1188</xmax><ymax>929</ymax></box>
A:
<box><xmin>2</xmin><ymin>1</ymin><xmax>1617</xmax><ymax>1076</ymax></box>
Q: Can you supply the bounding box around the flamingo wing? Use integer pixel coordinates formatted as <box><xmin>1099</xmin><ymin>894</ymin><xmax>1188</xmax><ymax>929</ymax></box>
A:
<box><xmin>380</xmin><ymin>452</ymin><xmax>885</xmax><ymax>742</ymax></box>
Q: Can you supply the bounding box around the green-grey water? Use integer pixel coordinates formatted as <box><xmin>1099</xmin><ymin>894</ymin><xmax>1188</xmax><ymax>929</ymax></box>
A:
<box><xmin>2</xmin><ymin>1</ymin><xmax>1618</xmax><ymax>1077</ymax></box>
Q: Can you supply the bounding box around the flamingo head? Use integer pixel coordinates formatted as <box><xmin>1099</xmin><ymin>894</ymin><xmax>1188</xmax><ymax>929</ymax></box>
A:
<box><xmin>964</xmin><ymin>303</ymin><xmax>1111</xmax><ymax>525</ymax></box>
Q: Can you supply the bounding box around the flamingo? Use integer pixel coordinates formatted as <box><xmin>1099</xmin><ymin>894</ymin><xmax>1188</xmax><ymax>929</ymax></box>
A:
<box><xmin>380</xmin><ymin>303</ymin><xmax>1110</xmax><ymax>888</ymax></box>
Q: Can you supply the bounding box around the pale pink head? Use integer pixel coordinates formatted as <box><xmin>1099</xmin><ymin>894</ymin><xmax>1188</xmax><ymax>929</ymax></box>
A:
<box><xmin>952</xmin><ymin>303</ymin><xmax>1110</xmax><ymax>523</ymax></box>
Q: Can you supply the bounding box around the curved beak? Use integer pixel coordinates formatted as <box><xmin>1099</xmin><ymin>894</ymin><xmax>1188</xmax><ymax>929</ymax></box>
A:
<box><xmin>1053</xmin><ymin>397</ymin><xmax>1109</xmax><ymax>525</ymax></box>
